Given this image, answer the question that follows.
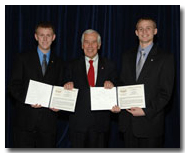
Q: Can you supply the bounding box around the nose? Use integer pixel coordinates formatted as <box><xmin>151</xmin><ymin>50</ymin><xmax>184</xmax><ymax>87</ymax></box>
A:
<box><xmin>88</xmin><ymin>42</ymin><xmax>93</xmax><ymax>47</ymax></box>
<box><xmin>143</xmin><ymin>29</ymin><xmax>148</xmax><ymax>34</ymax></box>
<box><xmin>43</xmin><ymin>36</ymin><xmax>47</xmax><ymax>41</ymax></box>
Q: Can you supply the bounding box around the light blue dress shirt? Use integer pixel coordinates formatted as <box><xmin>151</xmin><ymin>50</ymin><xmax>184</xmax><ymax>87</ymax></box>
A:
<box><xmin>37</xmin><ymin>47</ymin><xmax>51</xmax><ymax>65</ymax></box>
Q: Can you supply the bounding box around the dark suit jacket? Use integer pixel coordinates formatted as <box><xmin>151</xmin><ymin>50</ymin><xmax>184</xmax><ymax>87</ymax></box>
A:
<box><xmin>9</xmin><ymin>49</ymin><xmax>64</xmax><ymax>133</ymax></box>
<box><xmin>119</xmin><ymin>44</ymin><xmax>175</xmax><ymax>138</ymax></box>
<box><xmin>65</xmin><ymin>56</ymin><xmax>117</xmax><ymax>133</ymax></box>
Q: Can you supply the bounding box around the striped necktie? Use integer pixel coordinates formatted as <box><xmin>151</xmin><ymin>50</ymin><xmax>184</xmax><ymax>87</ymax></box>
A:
<box><xmin>136</xmin><ymin>50</ymin><xmax>145</xmax><ymax>80</ymax></box>
<box><xmin>42</xmin><ymin>54</ymin><xmax>47</xmax><ymax>76</ymax></box>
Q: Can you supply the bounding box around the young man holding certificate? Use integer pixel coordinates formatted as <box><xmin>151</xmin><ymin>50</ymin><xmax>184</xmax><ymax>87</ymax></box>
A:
<box><xmin>9</xmin><ymin>22</ymin><xmax>64</xmax><ymax>147</ymax></box>
<box><xmin>117</xmin><ymin>17</ymin><xmax>175</xmax><ymax>147</ymax></box>
<box><xmin>64</xmin><ymin>29</ymin><xmax>117</xmax><ymax>147</ymax></box>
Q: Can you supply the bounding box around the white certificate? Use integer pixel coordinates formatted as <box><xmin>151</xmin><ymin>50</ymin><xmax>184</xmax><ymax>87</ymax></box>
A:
<box><xmin>25</xmin><ymin>80</ymin><xmax>52</xmax><ymax>108</ymax></box>
<box><xmin>25</xmin><ymin>80</ymin><xmax>78</xmax><ymax>112</ymax></box>
<box><xmin>50</xmin><ymin>86</ymin><xmax>78</xmax><ymax>112</ymax></box>
<box><xmin>90</xmin><ymin>87</ymin><xmax>117</xmax><ymax>110</ymax></box>
<box><xmin>117</xmin><ymin>84</ymin><xmax>145</xmax><ymax>109</ymax></box>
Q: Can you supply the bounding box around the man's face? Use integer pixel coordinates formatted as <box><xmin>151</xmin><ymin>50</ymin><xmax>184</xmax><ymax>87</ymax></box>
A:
<box><xmin>82</xmin><ymin>32</ymin><xmax>101</xmax><ymax>59</ymax></box>
<box><xmin>35</xmin><ymin>27</ymin><xmax>56</xmax><ymax>53</ymax></box>
<box><xmin>135</xmin><ymin>20</ymin><xmax>157</xmax><ymax>45</ymax></box>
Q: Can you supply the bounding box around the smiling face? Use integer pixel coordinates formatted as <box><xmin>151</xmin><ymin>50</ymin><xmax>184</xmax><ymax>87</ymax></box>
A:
<box><xmin>135</xmin><ymin>19</ymin><xmax>157</xmax><ymax>47</ymax></box>
<box><xmin>35</xmin><ymin>27</ymin><xmax>56</xmax><ymax>54</ymax></box>
<box><xmin>82</xmin><ymin>32</ymin><xmax>101</xmax><ymax>59</ymax></box>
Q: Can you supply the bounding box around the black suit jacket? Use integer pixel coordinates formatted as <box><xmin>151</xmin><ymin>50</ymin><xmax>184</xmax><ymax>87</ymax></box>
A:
<box><xmin>119</xmin><ymin>44</ymin><xmax>175</xmax><ymax>138</ymax></box>
<box><xmin>9</xmin><ymin>49</ymin><xmax>64</xmax><ymax>133</ymax></box>
<box><xmin>65</xmin><ymin>56</ymin><xmax>117</xmax><ymax>133</ymax></box>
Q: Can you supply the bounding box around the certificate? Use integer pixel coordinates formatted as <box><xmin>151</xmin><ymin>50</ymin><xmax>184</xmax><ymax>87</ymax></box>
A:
<box><xmin>50</xmin><ymin>86</ymin><xmax>78</xmax><ymax>112</ymax></box>
<box><xmin>117</xmin><ymin>84</ymin><xmax>145</xmax><ymax>109</ymax></box>
<box><xmin>25</xmin><ymin>80</ymin><xmax>78</xmax><ymax>112</ymax></box>
<box><xmin>90</xmin><ymin>87</ymin><xmax>117</xmax><ymax>110</ymax></box>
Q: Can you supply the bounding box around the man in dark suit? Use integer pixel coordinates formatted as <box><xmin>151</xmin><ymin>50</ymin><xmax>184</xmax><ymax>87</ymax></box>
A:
<box><xmin>64</xmin><ymin>29</ymin><xmax>117</xmax><ymax>147</ymax></box>
<box><xmin>117</xmin><ymin>17</ymin><xmax>175</xmax><ymax>147</ymax></box>
<box><xmin>9</xmin><ymin>22</ymin><xmax>64</xmax><ymax>147</ymax></box>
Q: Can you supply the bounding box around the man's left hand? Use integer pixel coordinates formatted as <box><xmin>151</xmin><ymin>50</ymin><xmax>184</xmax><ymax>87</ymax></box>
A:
<box><xmin>126</xmin><ymin>107</ymin><xmax>145</xmax><ymax>116</ymax></box>
<box><xmin>50</xmin><ymin>108</ymin><xmax>60</xmax><ymax>112</ymax></box>
<box><xmin>104</xmin><ymin>81</ymin><xmax>114</xmax><ymax>89</ymax></box>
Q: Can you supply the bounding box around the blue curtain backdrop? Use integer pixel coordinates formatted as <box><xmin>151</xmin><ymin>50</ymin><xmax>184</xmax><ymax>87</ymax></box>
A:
<box><xmin>5</xmin><ymin>5</ymin><xmax>180</xmax><ymax>148</ymax></box>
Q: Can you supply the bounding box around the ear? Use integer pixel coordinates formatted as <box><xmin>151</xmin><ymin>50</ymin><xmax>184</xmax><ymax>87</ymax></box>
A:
<box><xmin>154</xmin><ymin>28</ymin><xmax>158</xmax><ymax>35</ymax></box>
<box><xmin>34</xmin><ymin>33</ymin><xmax>38</xmax><ymax>41</ymax></box>
<box><xmin>52</xmin><ymin>34</ymin><xmax>56</xmax><ymax>41</ymax></box>
<box><xmin>135</xmin><ymin>30</ymin><xmax>139</xmax><ymax>37</ymax></box>
<box><xmin>98</xmin><ymin>43</ymin><xmax>101</xmax><ymax>49</ymax></box>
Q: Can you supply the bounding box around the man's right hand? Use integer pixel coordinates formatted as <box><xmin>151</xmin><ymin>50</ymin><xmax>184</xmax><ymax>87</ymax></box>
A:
<box><xmin>64</xmin><ymin>82</ymin><xmax>74</xmax><ymax>90</ymax></box>
<box><xmin>111</xmin><ymin>105</ymin><xmax>121</xmax><ymax>113</ymax></box>
<box><xmin>31</xmin><ymin>104</ymin><xmax>42</xmax><ymax>108</ymax></box>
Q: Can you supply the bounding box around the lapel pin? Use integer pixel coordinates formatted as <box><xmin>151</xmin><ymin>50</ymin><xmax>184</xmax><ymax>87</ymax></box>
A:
<box><xmin>151</xmin><ymin>59</ymin><xmax>154</xmax><ymax>61</ymax></box>
<box><xmin>51</xmin><ymin>61</ymin><xmax>54</xmax><ymax>63</ymax></box>
<box><xmin>101</xmin><ymin>67</ymin><xmax>104</xmax><ymax>69</ymax></box>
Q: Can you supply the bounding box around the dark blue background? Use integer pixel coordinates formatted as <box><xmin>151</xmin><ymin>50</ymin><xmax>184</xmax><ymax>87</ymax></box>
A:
<box><xmin>5</xmin><ymin>5</ymin><xmax>180</xmax><ymax>148</ymax></box>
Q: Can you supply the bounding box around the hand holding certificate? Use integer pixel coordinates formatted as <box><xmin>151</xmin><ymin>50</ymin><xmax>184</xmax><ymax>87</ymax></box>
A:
<box><xmin>25</xmin><ymin>80</ymin><xmax>78</xmax><ymax>112</ymax></box>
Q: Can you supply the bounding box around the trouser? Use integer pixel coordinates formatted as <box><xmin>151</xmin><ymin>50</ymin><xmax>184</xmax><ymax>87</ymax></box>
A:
<box><xmin>13</xmin><ymin>128</ymin><xmax>56</xmax><ymax>148</ymax></box>
<box><xmin>123</xmin><ymin>127</ymin><xmax>164</xmax><ymax>148</ymax></box>
<box><xmin>70</xmin><ymin>130</ymin><xmax>109</xmax><ymax>148</ymax></box>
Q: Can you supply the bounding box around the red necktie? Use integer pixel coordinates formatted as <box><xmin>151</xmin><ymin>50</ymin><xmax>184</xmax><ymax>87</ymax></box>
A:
<box><xmin>88</xmin><ymin>60</ymin><xmax>95</xmax><ymax>87</ymax></box>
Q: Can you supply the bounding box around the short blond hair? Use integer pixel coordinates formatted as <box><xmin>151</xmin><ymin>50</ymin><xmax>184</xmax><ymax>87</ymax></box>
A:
<box><xmin>136</xmin><ymin>17</ymin><xmax>157</xmax><ymax>30</ymax></box>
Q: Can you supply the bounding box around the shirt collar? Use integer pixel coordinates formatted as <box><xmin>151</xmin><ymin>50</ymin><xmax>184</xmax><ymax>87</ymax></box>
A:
<box><xmin>85</xmin><ymin>54</ymin><xmax>99</xmax><ymax>63</ymax></box>
<box><xmin>138</xmin><ymin>42</ymin><xmax>154</xmax><ymax>55</ymax></box>
<box><xmin>37</xmin><ymin>46</ymin><xmax>51</xmax><ymax>61</ymax></box>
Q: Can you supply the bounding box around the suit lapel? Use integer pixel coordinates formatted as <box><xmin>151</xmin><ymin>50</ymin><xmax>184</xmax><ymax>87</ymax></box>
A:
<box><xmin>44</xmin><ymin>51</ymin><xmax>55</xmax><ymax>77</ymax></box>
<box><xmin>80</xmin><ymin>57</ymin><xmax>90</xmax><ymax>87</ymax></box>
<box><xmin>96</xmin><ymin>57</ymin><xmax>106</xmax><ymax>86</ymax></box>
<box><xmin>128</xmin><ymin>48</ymin><xmax>138</xmax><ymax>83</ymax></box>
<box><xmin>31</xmin><ymin>50</ymin><xmax>43</xmax><ymax>78</ymax></box>
<box><xmin>137</xmin><ymin>45</ymin><xmax>158</xmax><ymax>82</ymax></box>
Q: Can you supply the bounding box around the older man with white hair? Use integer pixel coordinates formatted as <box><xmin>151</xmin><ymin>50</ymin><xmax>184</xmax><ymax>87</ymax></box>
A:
<box><xmin>64</xmin><ymin>29</ymin><xmax>117</xmax><ymax>148</ymax></box>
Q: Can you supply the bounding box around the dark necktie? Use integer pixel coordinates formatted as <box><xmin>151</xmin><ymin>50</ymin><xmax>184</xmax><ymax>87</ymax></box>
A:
<box><xmin>88</xmin><ymin>60</ymin><xmax>95</xmax><ymax>87</ymax></box>
<box><xmin>42</xmin><ymin>54</ymin><xmax>47</xmax><ymax>76</ymax></box>
<box><xmin>136</xmin><ymin>50</ymin><xmax>145</xmax><ymax>80</ymax></box>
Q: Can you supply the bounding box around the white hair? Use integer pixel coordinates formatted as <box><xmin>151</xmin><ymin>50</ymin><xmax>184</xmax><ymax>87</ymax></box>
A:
<box><xmin>81</xmin><ymin>29</ymin><xmax>101</xmax><ymax>45</ymax></box>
